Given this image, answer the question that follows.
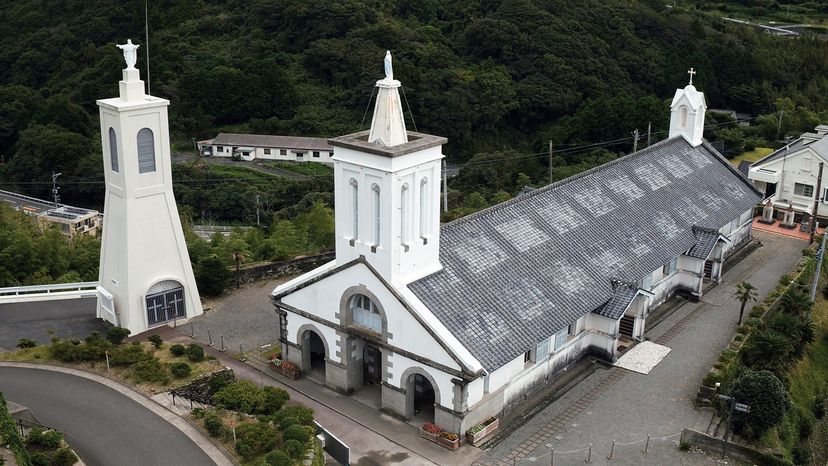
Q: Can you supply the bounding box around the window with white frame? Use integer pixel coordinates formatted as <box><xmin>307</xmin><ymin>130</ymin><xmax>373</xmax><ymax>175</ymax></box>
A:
<box><xmin>372</xmin><ymin>184</ymin><xmax>381</xmax><ymax>246</ymax></box>
<box><xmin>419</xmin><ymin>178</ymin><xmax>429</xmax><ymax>240</ymax></box>
<box><xmin>280</xmin><ymin>149</ymin><xmax>287</xmax><ymax>156</ymax></box>
<box><xmin>350</xmin><ymin>179</ymin><xmax>359</xmax><ymax>239</ymax></box>
<box><xmin>217</xmin><ymin>146</ymin><xmax>224</xmax><ymax>153</ymax></box>
<box><xmin>554</xmin><ymin>328</ymin><xmax>568</xmax><ymax>351</ymax></box>
<box><xmin>794</xmin><ymin>183</ymin><xmax>814</xmax><ymax>197</ymax></box>
<box><xmin>350</xmin><ymin>294</ymin><xmax>382</xmax><ymax>333</ymax></box>
<box><xmin>523</xmin><ymin>350</ymin><xmax>533</xmax><ymax>365</ymax></box>
<box><xmin>137</xmin><ymin>128</ymin><xmax>156</xmax><ymax>173</ymax></box>
<box><xmin>536</xmin><ymin>338</ymin><xmax>550</xmax><ymax>361</ymax></box>
<box><xmin>662</xmin><ymin>257</ymin><xmax>678</xmax><ymax>276</ymax></box>
<box><xmin>264</xmin><ymin>148</ymin><xmax>271</xmax><ymax>155</ymax></box>
<box><xmin>401</xmin><ymin>184</ymin><xmax>409</xmax><ymax>245</ymax></box>
<box><xmin>313</xmin><ymin>151</ymin><xmax>320</xmax><ymax>158</ymax></box>
<box><xmin>108</xmin><ymin>128</ymin><xmax>119</xmax><ymax>173</ymax></box>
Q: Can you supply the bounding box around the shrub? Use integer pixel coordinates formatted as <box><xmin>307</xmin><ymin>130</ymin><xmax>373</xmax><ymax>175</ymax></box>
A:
<box><xmin>41</xmin><ymin>429</ymin><xmax>63</xmax><ymax>449</ymax></box>
<box><xmin>186</xmin><ymin>344</ymin><xmax>205</xmax><ymax>362</ymax></box>
<box><xmin>731</xmin><ymin>370</ymin><xmax>790</xmax><ymax>439</ymax></box>
<box><xmin>815</xmin><ymin>394</ymin><xmax>825</xmax><ymax>419</ymax></box>
<box><xmin>260</xmin><ymin>386</ymin><xmax>290</xmax><ymax>415</ymax></box>
<box><xmin>106</xmin><ymin>327</ymin><xmax>131</xmax><ymax>345</ymax></box>
<box><xmin>29</xmin><ymin>452</ymin><xmax>49</xmax><ymax>466</ymax></box>
<box><xmin>235</xmin><ymin>442</ymin><xmax>255</xmax><ymax>461</ymax></box>
<box><xmin>284</xmin><ymin>439</ymin><xmax>305</xmax><ymax>458</ymax></box>
<box><xmin>283</xmin><ymin>424</ymin><xmax>311</xmax><ymax>443</ymax></box>
<box><xmin>191</xmin><ymin>407</ymin><xmax>206</xmax><ymax>419</ymax></box>
<box><xmin>279</xmin><ymin>416</ymin><xmax>298</xmax><ymax>430</ymax></box>
<box><xmin>132</xmin><ymin>357</ymin><xmax>170</xmax><ymax>384</ymax></box>
<box><xmin>169</xmin><ymin>344</ymin><xmax>186</xmax><ymax>357</ymax></box>
<box><xmin>204</xmin><ymin>413</ymin><xmax>225</xmax><ymax>437</ymax></box>
<box><xmin>26</xmin><ymin>428</ymin><xmax>44</xmax><ymax>445</ymax></box>
<box><xmin>213</xmin><ymin>380</ymin><xmax>261</xmax><ymax>414</ymax></box>
<box><xmin>109</xmin><ymin>344</ymin><xmax>146</xmax><ymax>366</ymax></box>
<box><xmin>273</xmin><ymin>405</ymin><xmax>314</xmax><ymax>426</ymax></box>
<box><xmin>170</xmin><ymin>362</ymin><xmax>192</xmax><ymax>378</ymax></box>
<box><xmin>52</xmin><ymin>447</ymin><xmax>77</xmax><ymax>466</ymax></box>
<box><xmin>235</xmin><ymin>422</ymin><xmax>278</xmax><ymax>458</ymax></box>
<box><xmin>48</xmin><ymin>339</ymin><xmax>80</xmax><ymax>362</ymax></box>
<box><xmin>148</xmin><ymin>334</ymin><xmax>163</xmax><ymax>349</ymax></box>
<box><xmin>16</xmin><ymin>338</ymin><xmax>37</xmax><ymax>349</ymax></box>
<box><xmin>265</xmin><ymin>450</ymin><xmax>291</xmax><ymax>466</ymax></box>
<box><xmin>792</xmin><ymin>444</ymin><xmax>810</xmax><ymax>465</ymax></box>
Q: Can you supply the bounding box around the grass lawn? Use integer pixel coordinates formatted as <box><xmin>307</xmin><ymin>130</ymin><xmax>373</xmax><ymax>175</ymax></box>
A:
<box><xmin>0</xmin><ymin>341</ymin><xmax>222</xmax><ymax>395</ymax></box>
<box><xmin>266</xmin><ymin>162</ymin><xmax>332</xmax><ymax>177</ymax></box>
<box><xmin>730</xmin><ymin>147</ymin><xmax>773</xmax><ymax>166</ymax></box>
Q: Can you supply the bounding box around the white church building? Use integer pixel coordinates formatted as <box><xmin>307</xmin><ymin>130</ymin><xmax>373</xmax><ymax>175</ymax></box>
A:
<box><xmin>271</xmin><ymin>57</ymin><xmax>761</xmax><ymax>435</ymax></box>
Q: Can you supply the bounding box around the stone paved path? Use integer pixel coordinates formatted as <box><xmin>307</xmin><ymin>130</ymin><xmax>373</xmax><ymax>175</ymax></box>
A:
<box><xmin>478</xmin><ymin>231</ymin><xmax>805</xmax><ymax>466</ymax></box>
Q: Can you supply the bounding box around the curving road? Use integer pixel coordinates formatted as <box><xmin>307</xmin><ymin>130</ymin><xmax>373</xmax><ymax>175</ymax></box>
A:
<box><xmin>0</xmin><ymin>366</ymin><xmax>217</xmax><ymax>466</ymax></box>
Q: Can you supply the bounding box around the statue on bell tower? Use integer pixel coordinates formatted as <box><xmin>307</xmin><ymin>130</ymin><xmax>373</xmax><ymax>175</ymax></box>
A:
<box><xmin>116</xmin><ymin>39</ymin><xmax>140</xmax><ymax>70</ymax></box>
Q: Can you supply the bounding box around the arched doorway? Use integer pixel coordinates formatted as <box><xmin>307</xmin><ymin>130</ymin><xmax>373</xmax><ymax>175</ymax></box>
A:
<box><xmin>406</xmin><ymin>372</ymin><xmax>436</xmax><ymax>424</ymax></box>
<box><xmin>145</xmin><ymin>280</ymin><xmax>186</xmax><ymax>327</ymax></box>
<box><xmin>301</xmin><ymin>329</ymin><xmax>326</xmax><ymax>382</ymax></box>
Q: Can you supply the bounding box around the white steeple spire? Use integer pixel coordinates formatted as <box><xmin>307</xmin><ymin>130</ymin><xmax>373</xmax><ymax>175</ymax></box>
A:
<box><xmin>669</xmin><ymin>68</ymin><xmax>707</xmax><ymax>147</ymax></box>
<box><xmin>368</xmin><ymin>51</ymin><xmax>409</xmax><ymax>147</ymax></box>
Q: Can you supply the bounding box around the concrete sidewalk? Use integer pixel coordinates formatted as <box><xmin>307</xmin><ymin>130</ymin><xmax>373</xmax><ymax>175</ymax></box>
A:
<box><xmin>152</xmin><ymin>325</ymin><xmax>483</xmax><ymax>465</ymax></box>
<box><xmin>478</xmin><ymin>231</ymin><xmax>806</xmax><ymax>465</ymax></box>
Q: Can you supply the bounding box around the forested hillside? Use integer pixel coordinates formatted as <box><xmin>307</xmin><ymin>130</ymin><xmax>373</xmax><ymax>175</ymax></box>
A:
<box><xmin>1</xmin><ymin>0</ymin><xmax>828</xmax><ymax>217</ymax></box>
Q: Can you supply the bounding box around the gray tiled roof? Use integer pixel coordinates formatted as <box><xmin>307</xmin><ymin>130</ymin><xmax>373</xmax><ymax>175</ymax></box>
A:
<box><xmin>687</xmin><ymin>226</ymin><xmax>721</xmax><ymax>259</ymax></box>
<box><xmin>593</xmin><ymin>283</ymin><xmax>638</xmax><ymax>320</ymax></box>
<box><xmin>211</xmin><ymin>133</ymin><xmax>333</xmax><ymax>151</ymax></box>
<box><xmin>408</xmin><ymin>137</ymin><xmax>761</xmax><ymax>371</ymax></box>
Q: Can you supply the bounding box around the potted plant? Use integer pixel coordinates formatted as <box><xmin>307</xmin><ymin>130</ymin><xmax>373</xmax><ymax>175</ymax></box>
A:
<box><xmin>420</xmin><ymin>423</ymin><xmax>441</xmax><ymax>443</ymax></box>
<box><xmin>281</xmin><ymin>361</ymin><xmax>301</xmax><ymax>380</ymax></box>
<box><xmin>437</xmin><ymin>431</ymin><xmax>460</xmax><ymax>450</ymax></box>
<box><xmin>267</xmin><ymin>357</ymin><xmax>282</xmax><ymax>372</ymax></box>
<box><xmin>466</xmin><ymin>417</ymin><xmax>500</xmax><ymax>445</ymax></box>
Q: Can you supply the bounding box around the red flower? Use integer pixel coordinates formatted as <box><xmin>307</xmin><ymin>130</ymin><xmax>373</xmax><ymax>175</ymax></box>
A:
<box><xmin>422</xmin><ymin>422</ymin><xmax>442</xmax><ymax>434</ymax></box>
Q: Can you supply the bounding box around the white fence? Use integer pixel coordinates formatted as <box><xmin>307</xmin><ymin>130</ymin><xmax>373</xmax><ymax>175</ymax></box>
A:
<box><xmin>0</xmin><ymin>281</ymin><xmax>99</xmax><ymax>304</ymax></box>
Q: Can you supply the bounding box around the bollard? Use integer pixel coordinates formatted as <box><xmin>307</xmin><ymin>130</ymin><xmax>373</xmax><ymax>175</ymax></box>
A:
<box><xmin>207</xmin><ymin>328</ymin><xmax>213</xmax><ymax>346</ymax></box>
<box><xmin>607</xmin><ymin>440</ymin><xmax>615</xmax><ymax>460</ymax></box>
<box><xmin>172</xmin><ymin>393</ymin><xmax>175</xmax><ymax>407</ymax></box>
<box><xmin>221</xmin><ymin>335</ymin><xmax>225</xmax><ymax>351</ymax></box>
<box><xmin>550</xmin><ymin>448</ymin><xmax>554</xmax><ymax>466</ymax></box>
<box><xmin>585</xmin><ymin>443</ymin><xmax>592</xmax><ymax>463</ymax></box>
<box><xmin>190</xmin><ymin>321</ymin><xmax>195</xmax><ymax>337</ymax></box>
<box><xmin>240</xmin><ymin>344</ymin><xmax>244</xmax><ymax>359</ymax></box>
<box><xmin>189</xmin><ymin>398</ymin><xmax>193</xmax><ymax>410</ymax></box>
<box><xmin>642</xmin><ymin>434</ymin><xmax>650</xmax><ymax>454</ymax></box>
<box><xmin>105</xmin><ymin>351</ymin><xmax>111</xmax><ymax>374</ymax></box>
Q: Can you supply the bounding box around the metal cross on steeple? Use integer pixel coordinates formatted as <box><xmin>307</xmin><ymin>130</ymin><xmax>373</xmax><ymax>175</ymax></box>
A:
<box><xmin>688</xmin><ymin>67</ymin><xmax>696</xmax><ymax>85</ymax></box>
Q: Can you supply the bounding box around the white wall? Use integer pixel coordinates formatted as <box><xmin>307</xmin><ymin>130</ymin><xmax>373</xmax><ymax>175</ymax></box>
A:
<box><xmin>204</xmin><ymin>144</ymin><xmax>335</xmax><ymax>165</ymax></box>
<box><xmin>388</xmin><ymin>353</ymin><xmax>455</xmax><ymax>410</ymax></box>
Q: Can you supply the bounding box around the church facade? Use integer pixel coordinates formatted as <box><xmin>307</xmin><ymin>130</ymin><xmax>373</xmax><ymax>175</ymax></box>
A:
<box><xmin>272</xmin><ymin>57</ymin><xmax>761</xmax><ymax>435</ymax></box>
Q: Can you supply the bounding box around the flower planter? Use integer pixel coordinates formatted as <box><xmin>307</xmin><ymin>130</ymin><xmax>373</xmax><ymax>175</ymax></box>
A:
<box><xmin>437</xmin><ymin>434</ymin><xmax>460</xmax><ymax>450</ymax></box>
<box><xmin>281</xmin><ymin>368</ymin><xmax>302</xmax><ymax>380</ymax></box>
<box><xmin>466</xmin><ymin>417</ymin><xmax>500</xmax><ymax>445</ymax></box>
<box><xmin>267</xmin><ymin>359</ymin><xmax>283</xmax><ymax>372</ymax></box>
<box><xmin>420</xmin><ymin>428</ymin><xmax>438</xmax><ymax>443</ymax></box>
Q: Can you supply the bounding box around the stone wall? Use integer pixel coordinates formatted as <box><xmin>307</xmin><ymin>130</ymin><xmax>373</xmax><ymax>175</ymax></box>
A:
<box><xmin>679</xmin><ymin>429</ymin><xmax>791</xmax><ymax>466</ymax></box>
<box><xmin>234</xmin><ymin>252</ymin><xmax>335</xmax><ymax>284</ymax></box>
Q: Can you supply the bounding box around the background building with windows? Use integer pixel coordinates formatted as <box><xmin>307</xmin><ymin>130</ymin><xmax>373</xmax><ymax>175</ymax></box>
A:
<box><xmin>94</xmin><ymin>43</ymin><xmax>202</xmax><ymax>334</ymax></box>
<box><xmin>748</xmin><ymin>125</ymin><xmax>828</xmax><ymax>220</ymax></box>
<box><xmin>197</xmin><ymin>133</ymin><xmax>334</xmax><ymax>164</ymax></box>
<box><xmin>0</xmin><ymin>189</ymin><xmax>101</xmax><ymax>237</ymax></box>
<box><xmin>272</xmin><ymin>59</ymin><xmax>761</xmax><ymax>436</ymax></box>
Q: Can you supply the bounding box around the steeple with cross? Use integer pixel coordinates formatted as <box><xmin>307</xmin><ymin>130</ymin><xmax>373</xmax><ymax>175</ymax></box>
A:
<box><xmin>669</xmin><ymin>70</ymin><xmax>707</xmax><ymax>147</ymax></box>
<box><xmin>688</xmin><ymin>67</ymin><xmax>696</xmax><ymax>86</ymax></box>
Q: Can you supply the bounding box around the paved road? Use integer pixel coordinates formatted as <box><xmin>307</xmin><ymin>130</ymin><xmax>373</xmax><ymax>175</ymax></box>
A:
<box><xmin>479</xmin><ymin>231</ymin><xmax>805</xmax><ymax>465</ymax></box>
<box><xmin>0</xmin><ymin>298</ymin><xmax>105</xmax><ymax>351</ymax></box>
<box><xmin>0</xmin><ymin>366</ymin><xmax>216</xmax><ymax>466</ymax></box>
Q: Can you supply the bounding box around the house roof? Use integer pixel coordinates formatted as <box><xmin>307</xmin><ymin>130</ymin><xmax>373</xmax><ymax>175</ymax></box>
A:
<box><xmin>592</xmin><ymin>283</ymin><xmax>639</xmax><ymax>320</ymax></box>
<box><xmin>210</xmin><ymin>133</ymin><xmax>333</xmax><ymax>151</ymax></box>
<box><xmin>408</xmin><ymin>136</ymin><xmax>761</xmax><ymax>371</ymax></box>
<box><xmin>686</xmin><ymin>226</ymin><xmax>724</xmax><ymax>259</ymax></box>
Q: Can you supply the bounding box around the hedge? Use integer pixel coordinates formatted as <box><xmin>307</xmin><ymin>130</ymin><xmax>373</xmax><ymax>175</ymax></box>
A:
<box><xmin>0</xmin><ymin>393</ymin><xmax>32</xmax><ymax>466</ymax></box>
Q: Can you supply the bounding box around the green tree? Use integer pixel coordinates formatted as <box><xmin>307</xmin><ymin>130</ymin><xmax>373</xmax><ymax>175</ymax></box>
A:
<box><xmin>731</xmin><ymin>370</ymin><xmax>790</xmax><ymax>439</ymax></box>
<box><xmin>194</xmin><ymin>254</ymin><xmax>232</xmax><ymax>297</ymax></box>
<box><xmin>733</xmin><ymin>281</ymin><xmax>758</xmax><ymax>325</ymax></box>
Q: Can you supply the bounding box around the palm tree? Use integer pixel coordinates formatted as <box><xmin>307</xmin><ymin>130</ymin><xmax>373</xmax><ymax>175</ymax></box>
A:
<box><xmin>733</xmin><ymin>282</ymin><xmax>758</xmax><ymax>325</ymax></box>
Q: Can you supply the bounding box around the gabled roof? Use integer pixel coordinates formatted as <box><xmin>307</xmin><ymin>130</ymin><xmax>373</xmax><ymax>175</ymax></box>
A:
<box><xmin>408</xmin><ymin>136</ymin><xmax>761</xmax><ymax>371</ymax></box>
<box><xmin>751</xmin><ymin>134</ymin><xmax>828</xmax><ymax>168</ymax></box>
<box><xmin>210</xmin><ymin>133</ymin><xmax>332</xmax><ymax>151</ymax></box>
<box><xmin>671</xmin><ymin>84</ymin><xmax>706</xmax><ymax>110</ymax></box>
<box><xmin>687</xmin><ymin>226</ymin><xmax>729</xmax><ymax>259</ymax></box>
<box><xmin>592</xmin><ymin>282</ymin><xmax>640</xmax><ymax>320</ymax></box>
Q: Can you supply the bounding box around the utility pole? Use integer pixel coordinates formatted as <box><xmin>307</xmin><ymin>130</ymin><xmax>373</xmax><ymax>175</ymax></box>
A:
<box><xmin>776</xmin><ymin>109</ymin><xmax>784</xmax><ymax>141</ymax></box>
<box><xmin>810</xmin><ymin>161</ymin><xmax>823</xmax><ymax>244</ymax></box>
<box><xmin>632</xmin><ymin>129</ymin><xmax>639</xmax><ymax>153</ymax></box>
<box><xmin>51</xmin><ymin>172</ymin><xmax>62</xmax><ymax>206</ymax></box>
<box><xmin>647</xmin><ymin>122</ymin><xmax>652</xmax><ymax>147</ymax></box>
<box><xmin>549</xmin><ymin>141</ymin><xmax>554</xmax><ymax>183</ymax></box>
<box><xmin>809</xmin><ymin>231</ymin><xmax>826</xmax><ymax>305</ymax></box>
<box><xmin>255</xmin><ymin>194</ymin><xmax>261</xmax><ymax>227</ymax></box>
<box><xmin>441</xmin><ymin>159</ymin><xmax>448</xmax><ymax>213</ymax></box>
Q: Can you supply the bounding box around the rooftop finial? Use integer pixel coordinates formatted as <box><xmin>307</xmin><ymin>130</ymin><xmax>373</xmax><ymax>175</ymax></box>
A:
<box><xmin>384</xmin><ymin>50</ymin><xmax>393</xmax><ymax>81</ymax></box>
<box><xmin>116</xmin><ymin>39</ymin><xmax>140</xmax><ymax>70</ymax></box>
<box><xmin>687</xmin><ymin>67</ymin><xmax>696</xmax><ymax>86</ymax></box>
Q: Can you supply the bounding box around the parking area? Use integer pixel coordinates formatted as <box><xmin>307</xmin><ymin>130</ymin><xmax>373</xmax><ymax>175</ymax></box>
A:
<box><xmin>0</xmin><ymin>297</ymin><xmax>105</xmax><ymax>351</ymax></box>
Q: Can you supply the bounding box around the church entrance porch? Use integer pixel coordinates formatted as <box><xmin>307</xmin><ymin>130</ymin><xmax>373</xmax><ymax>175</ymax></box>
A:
<box><xmin>407</xmin><ymin>373</ymin><xmax>435</xmax><ymax>425</ymax></box>
<box><xmin>300</xmin><ymin>329</ymin><xmax>326</xmax><ymax>383</ymax></box>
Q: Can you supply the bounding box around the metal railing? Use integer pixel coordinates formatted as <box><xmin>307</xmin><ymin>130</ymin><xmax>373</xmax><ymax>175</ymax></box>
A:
<box><xmin>0</xmin><ymin>281</ymin><xmax>99</xmax><ymax>297</ymax></box>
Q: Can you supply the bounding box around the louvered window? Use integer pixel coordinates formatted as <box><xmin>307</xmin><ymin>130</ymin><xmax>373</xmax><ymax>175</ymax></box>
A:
<box><xmin>108</xmin><ymin>128</ymin><xmax>119</xmax><ymax>172</ymax></box>
<box><xmin>137</xmin><ymin>128</ymin><xmax>156</xmax><ymax>173</ymax></box>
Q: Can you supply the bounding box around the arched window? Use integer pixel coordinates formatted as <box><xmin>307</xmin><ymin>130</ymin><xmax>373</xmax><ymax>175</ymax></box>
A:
<box><xmin>349</xmin><ymin>178</ymin><xmax>359</xmax><ymax>239</ymax></box>
<box><xmin>372</xmin><ymin>184</ymin><xmax>381</xmax><ymax>246</ymax></box>
<box><xmin>679</xmin><ymin>106</ymin><xmax>688</xmax><ymax>129</ymax></box>
<box><xmin>401</xmin><ymin>184</ymin><xmax>409</xmax><ymax>245</ymax></box>
<box><xmin>350</xmin><ymin>294</ymin><xmax>382</xmax><ymax>333</ymax></box>
<box><xmin>419</xmin><ymin>178</ymin><xmax>429</xmax><ymax>240</ymax></box>
<box><xmin>137</xmin><ymin>128</ymin><xmax>156</xmax><ymax>173</ymax></box>
<box><xmin>108</xmin><ymin>128</ymin><xmax>119</xmax><ymax>173</ymax></box>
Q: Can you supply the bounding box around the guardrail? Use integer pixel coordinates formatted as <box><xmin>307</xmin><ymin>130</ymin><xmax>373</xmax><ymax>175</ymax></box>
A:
<box><xmin>0</xmin><ymin>281</ymin><xmax>99</xmax><ymax>304</ymax></box>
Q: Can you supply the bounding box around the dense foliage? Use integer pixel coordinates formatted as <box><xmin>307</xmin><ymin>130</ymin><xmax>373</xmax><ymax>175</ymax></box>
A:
<box><xmin>731</xmin><ymin>370</ymin><xmax>791</xmax><ymax>439</ymax></box>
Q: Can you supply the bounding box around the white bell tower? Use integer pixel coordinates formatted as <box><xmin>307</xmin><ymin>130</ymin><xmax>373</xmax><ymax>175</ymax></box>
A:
<box><xmin>95</xmin><ymin>39</ymin><xmax>202</xmax><ymax>334</ymax></box>
<box><xmin>329</xmin><ymin>51</ymin><xmax>445</xmax><ymax>285</ymax></box>
<box><xmin>669</xmin><ymin>68</ymin><xmax>707</xmax><ymax>147</ymax></box>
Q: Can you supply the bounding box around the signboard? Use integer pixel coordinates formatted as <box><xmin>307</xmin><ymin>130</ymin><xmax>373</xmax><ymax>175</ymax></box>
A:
<box><xmin>96</xmin><ymin>286</ymin><xmax>117</xmax><ymax>326</ymax></box>
<box><xmin>315</xmin><ymin>421</ymin><xmax>350</xmax><ymax>465</ymax></box>
<box><xmin>734</xmin><ymin>403</ymin><xmax>751</xmax><ymax>413</ymax></box>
